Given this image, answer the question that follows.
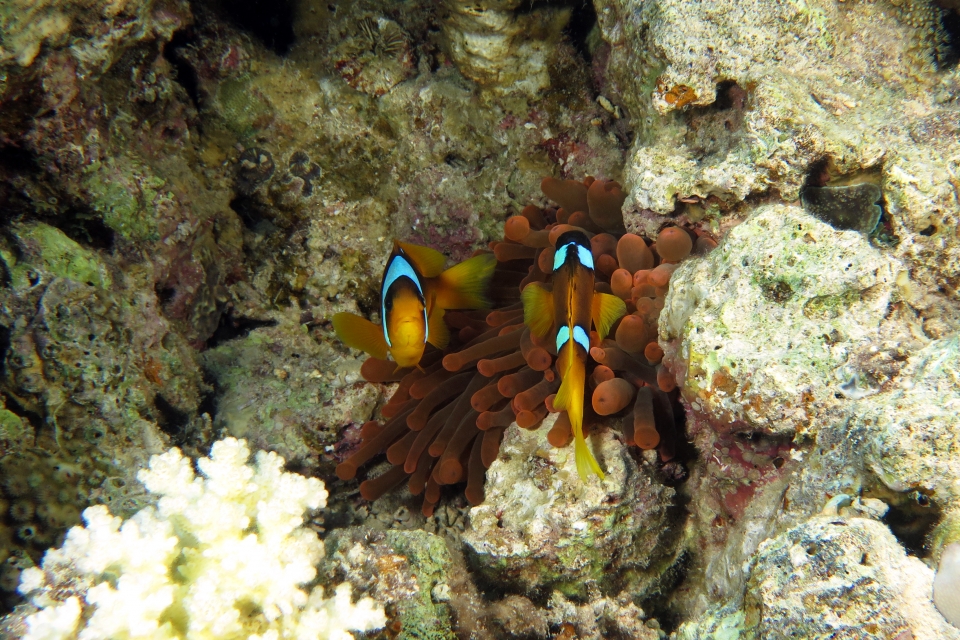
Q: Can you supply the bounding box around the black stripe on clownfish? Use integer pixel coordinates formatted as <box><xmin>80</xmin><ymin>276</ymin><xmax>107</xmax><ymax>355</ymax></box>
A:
<box><xmin>333</xmin><ymin>241</ymin><xmax>496</xmax><ymax>369</ymax></box>
<box><xmin>521</xmin><ymin>229</ymin><xmax>626</xmax><ymax>479</ymax></box>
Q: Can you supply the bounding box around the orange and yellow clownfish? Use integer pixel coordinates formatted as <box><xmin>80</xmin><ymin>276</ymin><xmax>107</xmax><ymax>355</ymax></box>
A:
<box><xmin>521</xmin><ymin>229</ymin><xmax>626</xmax><ymax>479</ymax></box>
<box><xmin>333</xmin><ymin>241</ymin><xmax>496</xmax><ymax>369</ymax></box>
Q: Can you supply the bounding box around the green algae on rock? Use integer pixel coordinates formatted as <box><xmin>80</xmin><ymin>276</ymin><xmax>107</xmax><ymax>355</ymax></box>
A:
<box><xmin>322</xmin><ymin>528</ymin><xmax>458</xmax><ymax>640</ymax></box>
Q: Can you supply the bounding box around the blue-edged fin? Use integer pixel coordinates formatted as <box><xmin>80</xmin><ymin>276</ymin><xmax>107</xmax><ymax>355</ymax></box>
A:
<box><xmin>521</xmin><ymin>282</ymin><xmax>554</xmax><ymax>338</ymax></box>
<box><xmin>396</xmin><ymin>241</ymin><xmax>447</xmax><ymax>278</ymax></box>
<box><xmin>332</xmin><ymin>312</ymin><xmax>389</xmax><ymax>360</ymax></box>
<box><xmin>592</xmin><ymin>293</ymin><xmax>627</xmax><ymax>341</ymax></box>
<box><xmin>427</xmin><ymin>307</ymin><xmax>450</xmax><ymax>350</ymax></box>
<box><xmin>434</xmin><ymin>253</ymin><xmax>497</xmax><ymax>310</ymax></box>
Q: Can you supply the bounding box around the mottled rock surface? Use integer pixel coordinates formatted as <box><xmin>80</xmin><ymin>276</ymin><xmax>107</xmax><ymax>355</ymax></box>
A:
<box><xmin>744</xmin><ymin>517</ymin><xmax>959</xmax><ymax>640</ymax></box>
<box><xmin>463</xmin><ymin>413</ymin><xmax>677</xmax><ymax>599</ymax></box>
<box><xmin>660</xmin><ymin>204</ymin><xmax>909</xmax><ymax>439</ymax></box>
<box><xmin>596</xmin><ymin>0</ymin><xmax>960</xmax><ymax>338</ymax></box>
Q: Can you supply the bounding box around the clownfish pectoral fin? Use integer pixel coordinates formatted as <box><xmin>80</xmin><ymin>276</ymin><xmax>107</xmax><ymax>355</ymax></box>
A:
<box><xmin>395</xmin><ymin>241</ymin><xmax>447</xmax><ymax>278</ymax></box>
<box><xmin>433</xmin><ymin>253</ymin><xmax>497</xmax><ymax>310</ymax></box>
<box><xmin>521</xmin><ymin>282</ymin><xmax>554</xmax><ymax>338</ymax></box>
<box><xmin>332</xmin><ymin>312</ymin><xmax>389</xmax><ymax>360</ymax></box>
<box><xmin>592</xmin><ymin>293</ymin><xmax>627</xmax><ymax>341</ymax></box>
<box><xmin>426</xmin><ymin>307</ymin><xmax>450</xmax><ymax>350</ymax></box>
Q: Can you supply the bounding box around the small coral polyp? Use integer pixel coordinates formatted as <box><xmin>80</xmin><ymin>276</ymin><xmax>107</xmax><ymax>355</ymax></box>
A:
<box><xmin>337</xmin><ymin>176</ymin><xmax>708</xmax><ymax>513</ymax></box>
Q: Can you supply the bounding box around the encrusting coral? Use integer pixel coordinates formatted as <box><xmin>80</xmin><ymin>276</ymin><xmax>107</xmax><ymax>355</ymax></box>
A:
<box><xmin>336</xmin><ymin>176</ymin><xmax>713</xmax><ymax>513</ymax></box>
<box><xmin>9</xmin><ymin>437</ymin><xmax>386</xmax><ymax>640</ymax></box>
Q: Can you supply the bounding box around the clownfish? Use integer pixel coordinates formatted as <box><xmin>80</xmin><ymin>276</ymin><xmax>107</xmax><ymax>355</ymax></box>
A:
<box><xmin>521</xmin><ymin>230</ymin><xmax>626</xmax><ymax>479</ymax></box>
<box><xmin>333</xmin><ymin>241</ymin><xmax>496</xmax><ymax>369</ymax></box>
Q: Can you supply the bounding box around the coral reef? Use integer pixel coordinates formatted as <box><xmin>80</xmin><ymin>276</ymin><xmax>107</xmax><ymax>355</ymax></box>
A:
<box><xmin>2</xmin><ymin>0</ymin><xmax>960</xmax><ymax>636</ymax></box>
<box><xmin>596</xmin><ymin>0</ymin><xmax>960</xmax><ymax>339</ymax></box>
<box><xmin>5</xmin><ymin>438</ymin><xmax>386</xmax><ymax>640</ymax></box>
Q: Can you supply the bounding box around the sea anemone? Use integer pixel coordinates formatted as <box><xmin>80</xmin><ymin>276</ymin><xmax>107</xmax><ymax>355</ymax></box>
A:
<box><xmin>335</xmin><ymin>176</ymin><xmax>710</xmax><ymax>514</ymax></box>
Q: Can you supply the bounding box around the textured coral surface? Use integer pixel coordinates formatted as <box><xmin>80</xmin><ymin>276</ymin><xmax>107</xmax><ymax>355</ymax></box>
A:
<box><xmin>1</xmin><ymin>0</ymin><xmax>960</xmax><ymax>637</ymax></box>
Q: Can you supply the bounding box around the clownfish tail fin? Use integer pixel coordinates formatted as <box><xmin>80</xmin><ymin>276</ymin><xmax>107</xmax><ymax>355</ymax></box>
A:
<box><xmin>554</xmin><ymin>343</ymin><xmax>604</xmax><ymax>480</ymax></box>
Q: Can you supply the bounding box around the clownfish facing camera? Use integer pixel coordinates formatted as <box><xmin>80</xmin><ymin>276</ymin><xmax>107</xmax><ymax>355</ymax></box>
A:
<box><xmin>333</xmin><ymin>241</ymin><xmax>496</xmax><ymax>369</ymax></box>
<box><xmin>522</xmin><ymin>229</ymin><xmax>626</xmax><ymax>480</ymax></box>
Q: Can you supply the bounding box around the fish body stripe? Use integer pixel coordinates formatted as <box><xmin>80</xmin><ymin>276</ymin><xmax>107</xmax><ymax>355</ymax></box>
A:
<box><xmin>381</xmin><ymin>253</ymin><xmax>428</xmax><ymax>347</ymax></box>
<box><xmin>552</xmin><ymin>242</ymin><xmax>594</xmax><ymax>272</ymax></box>
<box><xmin>555</xmin><ymin>324</ymin><xmax>590</xmax><ymax>353</ymax></box>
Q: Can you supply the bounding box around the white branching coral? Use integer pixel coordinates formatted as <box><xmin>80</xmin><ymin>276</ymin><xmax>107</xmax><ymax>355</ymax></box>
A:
<box><xmin>15</xmin><ymin>438</ymin><xmax>386</xmax><ymax>640</ymax></box>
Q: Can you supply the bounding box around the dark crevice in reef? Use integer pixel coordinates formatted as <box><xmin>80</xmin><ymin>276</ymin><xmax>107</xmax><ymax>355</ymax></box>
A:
<box><xmin>639</xmin><ymin>549</ymin><xmax>690</xmax><ymax>636</ymax></box>
<box><xmin>229</xmin><ymin>196</ymin><xmax>273</xmax><ymax>230</ymax></box>
<box><xmin>936</xmin><ymin>5</ymin><xmax>960</xmax><ymax>70</ymax></box>
<box><xmin>882</xmin><ymin>490</ymin><xmax>942</xmax><ymax>557</ymax></box>
<box><xmin>195</xmin><ymin>0</ymin><xmax>296</xmax><ymax>56</ymax></box>
<box><xmin>48</xmin><ymin>207</ymin><xmax>116</xmax><ymax>252</ymax></box>
<box><xmin>154</xmin><ymin>394</ymin><xmax>192</xmax><ymax>444</ymax></box>
<box><xmin>163</xmin><ymin>28</ymin><xmax>202</xmax><ymax>110</ymax></box>
<box><xmin>0</xmin><ymin>325</ymin><xmax>11</xmax><ymax>379</ymax></box>
<box><xmin>206</xmin><ymin>311</ymin><xmax>278</xmax><ymax>349</ymax></box>
<box><xmin>564</xmin><ymin>0</ymin><xmax>599</xmax><ymax>64</ymax></box>
<box><xmin>196</xmin><ymin>372</ymin><xmax>219</xmax><ymax>423</ymax></box>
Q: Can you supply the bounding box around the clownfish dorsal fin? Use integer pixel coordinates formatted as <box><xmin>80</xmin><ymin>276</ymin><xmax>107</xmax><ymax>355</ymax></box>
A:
<box><xmin>521</xmin><ymin>282</ymin><xmax>554</xmax><ymax>338</ymax></box>
<box><xmin>332</xmin><ymin>312</ymin><xmax>389</xmax><ymax>360</ymax></box>
<box><xmin>427</xmin><ymin>307</ymin><xmax>450</xmax><ymax>350</ymax></box>
<box><xmin>433</xmin><ymin>253</ymin><xmax>497</xmax><ymax>310</ymax></box>
<box><xmin>395</xmin><ymin>241</ymin><xmax>447</xmax><ymax>278</ymax></box>
<box><xmin>592</xmin><ymin>293</ymin><xmax>626</xmax><ymax>341</ymax></box>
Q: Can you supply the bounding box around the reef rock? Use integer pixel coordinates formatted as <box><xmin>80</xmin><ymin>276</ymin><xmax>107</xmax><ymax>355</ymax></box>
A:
<box><xmin>321</xmin><ymin>528</ymin><xmax>458</xmax><ymax>639</ymax></box>
<box><xmin>596</xmin><ymin>0</ymin><xmax>960</xmax><ymax>336</ymax></box>
<box><xmin>202</xmin><ymin>301</ymin><xmax>380</xmax><ymax>475</ymax></box>
<box><xmin>679</xmin><ymin>516</ymin><xmax>960</xmax><ymax>639</ymax></box>
<box><xmin>863</xmin><ymin>336</ymin><xmax>960</xmax><ymax>506</ymax></box>
<box><xmin>744</xmin><ymin>516</ymin><xmax>959</xmax><ymax>639</ymax></box>
<box><xmin>442</xmin><ymin>0</ymin><xmax>573</xmax><ymax>95</ymax></box>
<box><xmin>462</xmin><ymin>413</ymin><xmax>676</xmax><ymax>599</ymax></box>
<box><xmin>660</xmin><ymin>204</ymin><xmax>910</xmax><ymax>439</ymax></box>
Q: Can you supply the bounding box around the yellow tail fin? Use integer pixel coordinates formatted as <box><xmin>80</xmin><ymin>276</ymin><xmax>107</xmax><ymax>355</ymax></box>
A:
<box><xmin>434</xmin><ymin>253</ymin><xmax>497</xmax><ymax>310</ymax></box>
<box><xmin>553</xmin><ymin>343</ymin><xmax>604</xmax><ymax>480</ymax></box>
<box><xmin>332</xmin><ymin>312</ymin><xmax>389</xmax><ymax>360</ymax></box>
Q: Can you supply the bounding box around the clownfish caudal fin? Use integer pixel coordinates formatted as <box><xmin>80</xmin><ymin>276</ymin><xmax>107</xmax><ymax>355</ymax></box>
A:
<box><xmin>426</xmin><ymin>307</ymin><xmax>450</xmax><ymax>350</ymax></box>
<box><xmin>553</xmin><ymin>345</ymin><xmax>604</xmax><ymax>480</ymax></box>
<box><xmin>592</xmin><ymin>292</ymin><xmax>627</xmax><ymax>341</ymax></box>
<box><xmin>521</xmin><ymin>282</ymin><xmax>554</xmax><ymax>338</ymax></box>
<box><xmin>395</xmin><ymin>241</ymin><xmax>447</xmax><ymax>278</ymax></box>
<box><xmin>434</xmin><ymin>253</ymin><xmax>497</xmax><ymax>310</ymax></box>
<box><xmin>332</xmin><ymin>312</ymin><xmax>389</xmax><ymax>360</ymax></box>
